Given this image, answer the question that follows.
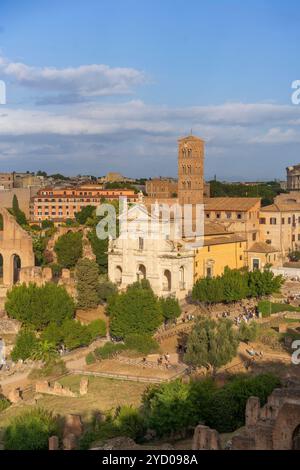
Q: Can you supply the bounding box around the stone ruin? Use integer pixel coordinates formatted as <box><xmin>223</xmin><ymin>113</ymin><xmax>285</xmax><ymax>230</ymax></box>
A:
<box><xmin>35</xmin><ymin>377</ymin><xmax>88</xmax><ymax>398</ymax></box>
<box><xmin>49</xmin><ymin>414</ymin><xmax>84</xmax><ymax>451</ymax></box>
<box><xmin>192</xmin><ymin>384</ymin><xmax>300</xmax><ymax>450</ymax></box>
<box><xmin>192</xmin><ymin>425</ymin><xmax>221</xmax><ymax>450</ymax></box>
<box><xmin>231</xmin><ymin>385</ymin><xmax>300</xmax><ymax>450</ymax></box>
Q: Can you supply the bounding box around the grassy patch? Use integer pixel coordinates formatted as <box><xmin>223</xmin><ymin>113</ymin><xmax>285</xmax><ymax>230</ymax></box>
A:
<box><xmin>258</xmin><ymin>301</ymin><xmax>300</xmax><ymax>317</ymax></box>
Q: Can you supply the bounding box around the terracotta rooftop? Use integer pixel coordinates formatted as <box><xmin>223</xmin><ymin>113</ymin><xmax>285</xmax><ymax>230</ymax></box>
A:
<box><xmin>204</xmin><ymin>221</ymin><xmax>231</xmax><ymax>236</ymax></box>
<box><xmin>204</xmin><ymin>197</ymin><xmax>261</xmax><ymax>212</ymax></box>
<box><xmin>247</xmin><ymin>242</ymin><xmax>279</xmax><ymax>253</ymax></box>
<box><xmin>261</xmin><ymin>202</ymin><xmax>300</xmax><ymax>212</ymax></box>
<box><xmin>204</xmin><ymin>234</ymin><xmax>247</xmax><ymax>247</ymax></box>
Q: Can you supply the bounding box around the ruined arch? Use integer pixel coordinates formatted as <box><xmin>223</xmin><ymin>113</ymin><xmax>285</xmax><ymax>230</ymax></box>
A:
<box><xmin>115</xmin><ymin>265</ymin><xmax>122</xmax><ymax>286</ymax></box>
<box><xmin>11</xmin><ymin>254</ymin><xmax>21</xmax><ymax>284</ymax></box>
<box><xmin>272</xmin><ymin>403</ymin><xmax>300</xmax><ymax>450</ymax></box>
<box><xmin>293</xmin><ymin>425</ymin><xmax>300</xmax><ymax>450</ymax></box>
<box><xmin>163</xmin><ymin>269</ymin><xmax>171</xmax><ymax>292</ymax></box>
<box><xmin>137</xmin><ymin>264</ymin><xmax>146</xmax><ymax>282</ymax></box>
<box><xmin>0</xmin><ymin>208</ymin><xmax>35</xmax><ymax>286</ymax></box>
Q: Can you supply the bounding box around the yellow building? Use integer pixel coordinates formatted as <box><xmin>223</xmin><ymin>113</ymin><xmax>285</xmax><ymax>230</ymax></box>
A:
<box><xmin>194</xmin><ymin>222</ymin><xmax>247</xmax><ymax>280</ymax></box>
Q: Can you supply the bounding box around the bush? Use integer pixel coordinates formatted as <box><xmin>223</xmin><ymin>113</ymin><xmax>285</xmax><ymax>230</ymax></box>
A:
<box><xmin>125</xmin><ymin>334</ymin><xmax>159</xmax><ymax>355</ymax></box>
<box><xmin>98</xmin><ymin>281</ymin><xmax>117</xmax><ymax>303</ymax></box>
<box><xmin>4</xmin><ymin>408</ymin><xmax>58</xmax><ymax>450</ymax></box>
<box><xmin>54</xmin><ymin>231</ymin><xmax>83</xmax><ymax>268</ymax></box>
<box><xmin>41</xmin><ymin>322</ymin><xmax>64</xmax><ymax>346</ymax></box>
<box><xmin>61</xmin><ymin>319</ymin><xmax>92</xmax><ymax>350</ymax></box>
<box><xmin>203</xmin><ymin>374</ymin><xmax>281</xmax><ymax>433</ymax></box>
<box><xmin>85</xmin><ymin>352</ymin><xmax>96</xmax><ymax>365</ymax></box>
<box><xmin>11</xmin><ymin>329</ymin><xmax>39</xmax><ymax>361</ymax></box>
<box><xmin>0</xmin><ymin>396</ymin><xmax>11</xmax><ymax>412</ymax></box>
<box><xmin>142</xmin><ymin>373</ymin><xmax>281</xmax><ymax>437</ymax></box>
<box><xmin>114</xmin><ymin>406</ymin><xmax>146</xmax><ymax>441</ymax></box>
<box><xmin>41</xmin><ymin>220</ymin><xmax>54</xmax><ymax>230</ymax></box>
<box><xmin>5</xmin><ymin>282</ymin><xmax>75</xmax><ymax>330</ymax></box>
<box><xmin>75</xmin><ymin>205</ymin><xmax>95</xmax><ymax>225</ymax></box>
<box><xmin>238</xmin><ymin>321</ymin><xmax>259</xmax><ymax>343</ymax></box>
<box><xmin>109</xmin><ymin>282</ymin><xmax>163</xmax><ymax>339</ymax></box>
<box><xmin>86</xmin><ymin>319</ymin><xmax>107</xmax><ymax>341</ymax></box>
<box><xmin>94</xmin><ymin>342</ymin><xmax>126</xmax><ymax>360</ymax></box>
<box><xmin>142</xmin><ymin>381</ymin><xmax>191</xmax><ymax>437</ymax></box>
<box><xmin>29</xmin><ymin>359</ymin><xmax>67</xmax><ymax>380</ymax></box>
<box><xmin>159</xmin><ymin>297</ymin><xmax>181</xmax><ymax>322</ymax></box>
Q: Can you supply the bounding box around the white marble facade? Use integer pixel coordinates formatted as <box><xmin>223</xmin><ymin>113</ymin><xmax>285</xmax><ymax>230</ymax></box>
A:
<box><xmin>108</xmin><ymin>203</ymin><xmax>194</xmax><ymax>299</ymax></box>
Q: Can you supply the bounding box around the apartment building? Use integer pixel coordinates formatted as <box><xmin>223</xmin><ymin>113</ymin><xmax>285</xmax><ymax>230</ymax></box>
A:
<box><xmin>30</xmin><ymin>185</ymin><xmax>138</xmax><ymax>223</ymax></box>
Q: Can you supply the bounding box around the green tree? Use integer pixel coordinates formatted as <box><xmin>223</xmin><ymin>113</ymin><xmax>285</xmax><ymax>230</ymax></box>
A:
<box><xmin>4</xmin><ymin>408</ymin><xmax>58</xmax><ymax>450</ymax></box>
<box><xmin>238</xmin><ymin>321</ymin><xmax>259</xmax><ymax>343</ymax></box>
<box><xmin>159</xmin><ymin>297</ymin><xmax>181</xmax><ymax>322</ymax></box>
<box><xmin>5</xmin><ymin>283</ymin><xmax>75</xmax><ymax>330</ymax></box>
<box><xmin>41</xmin><ymin>322</ymin><xmax>64</xmax><ymax>346</ymax></box>
<box><xmin>142</xmin><ymin>381</ymin><xmax>191</xmax><ymax>437</ymax></box>
<box><xmin>76</xmin><ymin>258</ymin><xmax>100</xmax><ymax>309</ymax></box>
<box><xmin>86</xmin><ymin>319</ymin><xmax>107</xmax><ymax>340</ymax></box>
<box><xmin>30</xmin><ymin>340</ymin><xmax>58</xmax><ymax>363</ymax></box>
<box><xmin>61</xmin><ymin>319</ymin><xmax>92</xmax><ymax>350</ymax></box>
<box><xmin>88</xmin><ymin>228</ymin><xmax>108</xmax><ymax>274</ymax></box>
<box><xmin>75</xmin><ymin>205</ymin><xmax>95</xmax><ymax>225</ymax></box>
<box><xmin>12</xmin><ymin>195</ymin><xmax>27</xmax><ymax>226</ymax></box>
<box><xmin>98</xmin><ymin>280</ymin><xmax>117</xmax><ymax>303</ymax></box>
<box><xmin>11</xmin><ymin>329</ymin><xmax>39</xmax><ymax>361</ymax></box>
<box><xmin>41</xmin><ymin>219</ymin><xmax>54</xmax><ymax>230</ymax></box>
<box><xmin>184</xmin><ymin>318</ymin><xmax>238</xmax><ymax>373</ymax></box>
<box><xmin>125</xmin><ymin>333</ymin><xmax>159</xmax><ymax>355</ymax></box>
<box><xmin>108</xmin><ymin>282</ymin><xmax>163</xmax><ymax>339</ymax></box>
<box><xmin>54</xmin><ymin>231</ymin><xmax>83</xmax><ymax>268</ymax></box>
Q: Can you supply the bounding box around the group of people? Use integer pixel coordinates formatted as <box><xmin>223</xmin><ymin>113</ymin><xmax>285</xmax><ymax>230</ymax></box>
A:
<box><xmin>234</xmin><ymin>308</ymin><xmax>259</xmax><ymax>326</ymax></box>
<box><xmin>157</xmin><ymin>353</ymin><xmax>171</xmax><ymax>368</ymax></box>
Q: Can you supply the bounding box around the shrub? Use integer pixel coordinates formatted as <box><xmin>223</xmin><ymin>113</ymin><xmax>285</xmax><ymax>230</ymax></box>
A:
<box><xmin>86</xmin><ymin>319</ymin><xmax>107</xmax><ymax>341</ymax></box>
<box><xmin>11</xmin><ymin>329</ymin><xmax>39</xmax><ymax>361</ymax></box>
<box><xmin>98</xmin><ymin>281</ymin><xmax>117</xmax><ymax>303</ymax></box>
<box><xmin>41</xmin><ymin>220</ymin><xmax>54</xmax><ymax>230</ymax></box>
<box><xmin>114</xmin><ymin>406</ymin><xmax>146</xmax><ymax>442</ymax></box>
<box><xmin>0</xmin><ymin>396</ymin><xmax>11</xmax><ymax>412</ymax></box>
<box><xmin>204</xmin><ymin>374</ymin><xmax>281</xmax><ymax>433</ymax></box>
<box><xmin>238</xmin><ymin>321</ymin><xmax>259</xmax><ymax>343</ymax></box>
<box><xmin>4</xmin><ymin>408</ymin><xmax>58</xmax><ymax>450</ymax></box>
<box><xmin>41</xmin><ymin>322</ymin><xmax>64</xmax><ymax>346</ymax></box>
<box><xmin>5</xmin><ymin>282</ymin><xmax>75</xmax><ymax>330</ymax></box>
<box><xmin>125</xmin><ymin>334</ymin><xmax>159</xmax><ymax>355</ymax></box>
<box><xmin>85</xmin><ymin>352</ymin><xmax>96</xmax><ymax>365</ymax></box>
<box><xmin>142</xmin><ymin>381</ymin><xmax>191</xmax><ymax>437</ymax></box>
<box><xmin>54</xmin><ymin>231</ymin><xmax>83</xmax><ymax>268</ymax></box>
<box><xmin>159</xmin><ymin>297</ymin><xmax>181</xmax><ymax>322</ymax></box>
<box><xmin>75</xmin><ymin>205</ymin><xmax>95</xmax><ymax>225</ymax></box>
<box><xmin>29</xmin><ymin>359</ymin><xmax>67</xmax><ymax>380</ymax></box>
<box><xmin>94</xmin><ymin>342</ymin><xmax>126</xmax><ymax>360</ymax></box>
<box><xmin>61</xmin><ymin>319</ymin><xmax>92</xmax><ymax>350</ymax></box>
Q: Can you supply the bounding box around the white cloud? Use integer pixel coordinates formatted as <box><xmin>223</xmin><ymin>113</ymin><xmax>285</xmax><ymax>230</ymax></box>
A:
<box><xmin>0</xmin><ymin>56</ymin><xmax>146</xmax><ymax>98</ymax></box>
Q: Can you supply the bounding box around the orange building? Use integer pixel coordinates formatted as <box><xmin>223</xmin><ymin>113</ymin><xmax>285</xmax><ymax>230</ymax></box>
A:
<box><xmin>30</xmin><ymin>185</ymin><xmax>138</xmax><ymax>223</ymax></box>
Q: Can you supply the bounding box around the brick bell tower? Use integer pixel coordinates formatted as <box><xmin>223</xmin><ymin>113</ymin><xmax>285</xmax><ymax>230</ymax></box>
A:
<box><xmin>178</xmin><ymin>134</ymin><xmax>205</xmax><ymax>207</ymax></box>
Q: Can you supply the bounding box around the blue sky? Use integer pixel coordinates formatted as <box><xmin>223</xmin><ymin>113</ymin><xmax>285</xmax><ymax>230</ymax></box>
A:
<box><xmin>0</xmin><ymin>0</ymin><xmax>300</xmax><ymax>180</ymax></box>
